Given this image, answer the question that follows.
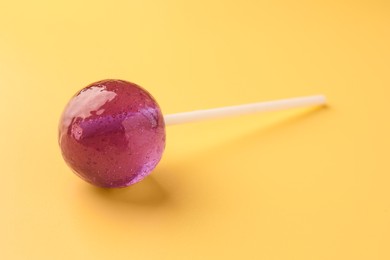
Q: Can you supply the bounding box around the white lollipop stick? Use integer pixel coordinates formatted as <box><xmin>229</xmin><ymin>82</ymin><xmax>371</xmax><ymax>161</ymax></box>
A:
<box><xmin>164</xmin><ymin>95</ymin><xmax>326</xmax><ymax>125</ymax></box>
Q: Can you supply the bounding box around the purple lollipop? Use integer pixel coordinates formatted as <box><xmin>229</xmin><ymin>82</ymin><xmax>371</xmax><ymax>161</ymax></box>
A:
<box><xmin>59</xmin><ymin>79</ymin><xmax>326</xmax><ymax>188</ymax></box>
<box><xmin>59</xmin><ymin>80</ymin><xmax>165</xmax><ymax>188</ymax></box>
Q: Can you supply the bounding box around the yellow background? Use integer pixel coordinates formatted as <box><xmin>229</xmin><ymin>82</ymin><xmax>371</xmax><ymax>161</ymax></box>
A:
<box><xmin>1</xmin><ymin>0</ymin><xmax>389</xmax><ymax>259</ymax></box>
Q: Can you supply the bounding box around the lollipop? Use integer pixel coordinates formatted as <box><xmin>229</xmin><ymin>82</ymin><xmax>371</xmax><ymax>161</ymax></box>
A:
<box><xmin>59</xmin><ymin>79</ymin><xmax>326</xmax><ymax>188</ymax></box>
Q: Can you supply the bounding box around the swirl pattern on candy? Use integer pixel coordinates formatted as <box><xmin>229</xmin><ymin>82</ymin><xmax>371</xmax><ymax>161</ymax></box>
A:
<box><xmin>58</xmin><ymin>79</ymin><xmax>165</xmax><ymax>188</ymax></box>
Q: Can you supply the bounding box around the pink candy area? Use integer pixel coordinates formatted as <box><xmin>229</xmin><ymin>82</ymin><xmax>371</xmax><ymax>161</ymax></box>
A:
<box><xmin>58</xmin><ymin>79</ymin><xmax>166</xmax><ymax>188</ymax></box>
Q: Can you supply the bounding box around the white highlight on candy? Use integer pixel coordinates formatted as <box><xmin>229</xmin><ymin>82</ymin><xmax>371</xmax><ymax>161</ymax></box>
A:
<box><xmin>164</xmin><ymin>95</ymin><xmax>326</xmax><ymax>126</ymax></box>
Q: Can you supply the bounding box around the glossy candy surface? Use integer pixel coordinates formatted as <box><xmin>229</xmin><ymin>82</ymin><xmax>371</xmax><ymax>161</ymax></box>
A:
<box><xmin>59</xmin><ymin>80</ymin><xmax>166</xmax><ymax>188</ymax></box>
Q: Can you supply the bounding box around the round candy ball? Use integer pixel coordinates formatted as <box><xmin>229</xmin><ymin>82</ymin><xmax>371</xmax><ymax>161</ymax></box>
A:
<box><xmin>58</xmin><ymin>79</ymin><xmax>166</xmax><ymax>188</ymax></box>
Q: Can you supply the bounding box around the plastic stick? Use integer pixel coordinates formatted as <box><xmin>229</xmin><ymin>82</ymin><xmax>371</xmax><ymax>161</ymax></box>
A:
<box><xmin>164</xmin><ymin>95</ymin><xmax>326</xmax><ymax>125</ymax></box>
